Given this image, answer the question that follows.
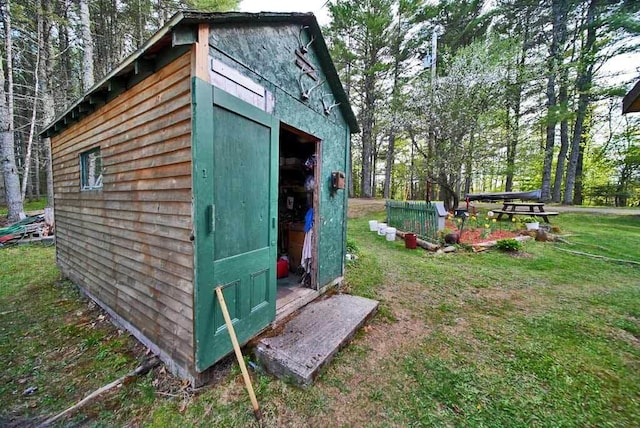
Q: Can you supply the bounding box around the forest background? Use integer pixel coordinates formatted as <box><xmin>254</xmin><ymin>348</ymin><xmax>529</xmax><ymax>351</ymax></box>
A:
<box><xmin>1</xmin><ymin>0</ymin><xmax>639</xmax><ymax>221</ymax></box>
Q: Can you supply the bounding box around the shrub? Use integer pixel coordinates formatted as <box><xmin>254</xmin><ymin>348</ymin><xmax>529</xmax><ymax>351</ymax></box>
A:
<box><xmin>346</xmin><ymin>237</ymin><xmax>359</xmax><ymax>254</ymax></box>
<box><xmin>494</xmin><ymin>238</ymin><xmax>523</xmax><ymax>252</ymax></box>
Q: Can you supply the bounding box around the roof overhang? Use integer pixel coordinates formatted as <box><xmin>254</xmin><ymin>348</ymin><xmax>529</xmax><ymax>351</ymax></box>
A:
<box><xmin>623</xmin><ymin>79</ymin><xmax>640</xmax><ymax>114</ymax></box>
<box><xmin>41</xmin><ymin>11</ymin><xmax>359</xmax><ymax>138</ymax></box>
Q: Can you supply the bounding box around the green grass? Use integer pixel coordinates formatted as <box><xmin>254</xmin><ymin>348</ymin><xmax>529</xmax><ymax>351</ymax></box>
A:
<box><xmin>0</xmin><ymin>197</ymin><xmax>48</xmax><ymax>217</ymax></box>
<box><xmin>1</xmin><ymin>212</ymin><xmax>639</xmax><ymax>426</ymax></box>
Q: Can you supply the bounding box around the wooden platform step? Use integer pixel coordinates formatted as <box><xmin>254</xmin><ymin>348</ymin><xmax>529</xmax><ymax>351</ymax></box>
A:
<box><xmin>254</xmin><ymin>294</ymin><xmax>378</xmax><ymax>388</ymax></box>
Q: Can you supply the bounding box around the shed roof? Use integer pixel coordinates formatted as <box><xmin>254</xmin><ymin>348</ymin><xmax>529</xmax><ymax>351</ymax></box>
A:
<box><xmin>623</xmin><ymin>79</ymin><xmax>640</xmax><ymax>114</ymax></box>
<box><xmin>41</xmin><ymin>11</ymin><xmax>359</xmax><ymax>138</ymax></box>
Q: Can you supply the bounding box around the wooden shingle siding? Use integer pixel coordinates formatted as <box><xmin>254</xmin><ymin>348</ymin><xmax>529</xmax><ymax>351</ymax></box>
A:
<box><xmin>51</xmin><ymin>53</ymin><xmax>195</xmax><ymax>371</ymax></box>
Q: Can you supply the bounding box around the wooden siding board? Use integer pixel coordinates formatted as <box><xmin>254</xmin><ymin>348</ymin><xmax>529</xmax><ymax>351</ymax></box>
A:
<box><xmin>55</xmin><ymin>209</ymin><xmax>191</xmax><ymax>241</ymax></box>
<box><xmin>54</xmin><ymin>205</ymin><xmax>192</xmax><ymax>229</ymax></box>
<box><xmin>59</xmin><ymin>255</ymin><xmax>193</xmax><ymax>366</ymax></box>
<box><xmin>52</xmin><ymin>52</ymin><xmax>195</xmax><ymax>371</ymax></box>
<box><xmin>56</xmin><ymin>189</ymin><xmax>192</xmax><ymax>203</ymax></box>
<box><xmin>56</xmin><ymin>212</ymin><xmax>193</xmax><ymax>251</ymax></box>
<box><xmin>53</xmin><ymin>93</ymin><xmax>192</xmax><ymax>160</ymax></box>
<box><xmin>55</xmin><ymin>235</ymin><xmax>194</xmax><ymax>349</ymax></box>
<box><xmin>55</xmin><ymin>227</ymin><xmax>194</xmax><ymax>284</ymax></box>
<box><xmin>54</xmin><ymin>114</ymin><xmax>191</xmax><ymax>167</ymax></box>
<box><xmin>56</xmin><ymin>234</ymin><xmax>193</xmax><ymax>315</ymax></box>
<box><xmin>57</xmin><ymin>220</ymin><xmax>194</xmax><ymax>273</ymax></box>
<box><xmin>53</xmin><ymin>54</ymin><xmax>191</xmax><ymax>148</ymax></box>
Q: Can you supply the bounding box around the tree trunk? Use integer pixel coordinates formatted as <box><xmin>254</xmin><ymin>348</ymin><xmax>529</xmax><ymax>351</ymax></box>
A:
<box><xmin>552</xmin><ymin>69</ymin><xmax>569</xmax><ymax>203</ymax></box>
<box><xmin>505</xmin><ymin>16</ymin><xmax>529</xmax><ymax>193</ymax></box>
<box><xmin>360</xmin><ymin>76</ymin><xmax>374</xmax><ymax>198</ymax></box>
<box><xmin>34</xmin><ymin>145</ymin><xmax>40</xmax><ymax>199</ymax></box>
<box><xmin>80</xmin><ymin>0</ymin><xmax>95</xmax><ymax>91</ymax></box>
<box><xmin>383</xmin><ymin>132</ymin><xmax>395</xmax><ymax>198</ymax></box>
<box><xmin>41</xmin><ymin>0</ymin><xmax>55</xmax><ymax>206</ymax></box>
<box><xmin>574</xmin><ymin>142</ymin><xmax>585</xmax><ymax>205</ymax></box>
<box><xmin>21</xmin><ymin>4</ymin><xmax>42</xmax><ymax>202</ymax></box>
<box><xmin>564</xmin><ymin>0</ymin><xmax>596</xmax><ymax>205</ymax></box>
<box><xmin>541</xmin><ymin>0</ymin><xmax>567</xmax><ymax>202</ymax></box>
<box><xmin>1</xmin><ymin>2</ymin><xmax>24</xmax><ymax>221</ymax></box>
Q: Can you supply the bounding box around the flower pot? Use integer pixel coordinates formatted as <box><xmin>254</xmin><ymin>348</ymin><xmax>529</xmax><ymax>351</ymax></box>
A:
<box><xmin>525</xmin><ymin>222</ymin><xmax>539</xmax><ymax>231</ymax></box>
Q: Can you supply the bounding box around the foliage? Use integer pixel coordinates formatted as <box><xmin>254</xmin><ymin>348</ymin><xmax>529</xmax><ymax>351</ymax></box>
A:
<box><xmin>494</xmin><ymin>237</ymin><xmax>523</xmax><ymax>251</ymax></box>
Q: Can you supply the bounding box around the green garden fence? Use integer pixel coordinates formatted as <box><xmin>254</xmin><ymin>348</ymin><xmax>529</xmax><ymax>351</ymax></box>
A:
<box><xmin>385</xmin><ymin>200</ymin><xmax>439</xmax><ymax>242</ymax></box>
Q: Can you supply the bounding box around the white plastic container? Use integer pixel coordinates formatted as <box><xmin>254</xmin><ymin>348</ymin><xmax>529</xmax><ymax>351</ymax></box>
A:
<box><xmin>369</xmin><ymin>220</ymin><xmax>378</xmax><ymax>232</ymax></box>
<box><xmin>385</xmin><ymin>227</ymin><xmax>397</xmax><ymax>241</ymax></box>
<box><xmin>525</xmin><ymin>222</ymin><xmax>539</xmax><ymax>231</ymax></box>
<box><xmin>377</xmin><ymin>223</ymin><xmax>387</xmax><ymax>236</ymax></box>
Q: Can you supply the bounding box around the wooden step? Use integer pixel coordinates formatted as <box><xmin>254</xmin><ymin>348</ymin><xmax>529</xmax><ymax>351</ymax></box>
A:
<box><xmin>254</xmin><ymin>294</ymin><xmax>378</xmax><ymax>388</ymax></box>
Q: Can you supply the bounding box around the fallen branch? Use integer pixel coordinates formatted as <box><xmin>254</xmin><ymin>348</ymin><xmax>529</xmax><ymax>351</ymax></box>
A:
<box><xmin>395</xmin><ymin>230</ymin><xmax>439</xmax><ymax>251</ymax></box>
<box><xmin>553</xmin><ymin>248</ymin><xmax>640</xmax><ymax>266</ymax></box>
<box><xmin>39</xmin><ymin>357</ymin><xmax>160</xmax><ymax>427</ymax></box>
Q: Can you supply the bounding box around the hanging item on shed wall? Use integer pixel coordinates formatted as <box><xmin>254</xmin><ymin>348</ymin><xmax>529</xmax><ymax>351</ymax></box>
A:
<box><xmin>331</xmin><ymin>171</ymin><xmax>345</xmax><ymax>190</ymax></box>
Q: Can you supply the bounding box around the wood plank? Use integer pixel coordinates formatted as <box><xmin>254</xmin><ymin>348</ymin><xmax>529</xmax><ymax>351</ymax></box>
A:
<box><xmin>60</xmin><ymin>197</ymin><xmax>192</xmax><ymax>217</ymax></box>
<box><xmin>56</xmin><ymin>234</ymin><xmax>193</xmax><ymax>311</ymax></box>
<box><xmin>53</xmin><ymin>92</ymin><xmax>192</xmax><ymax>159</ymax></box>
<box><xmin>53</xmin><ymin>89</ymin><xmax>191</xmax><ymax>161</ymax></box>
<box><xmin>57</xmin><ymin>212</ymin><xmax>193</xmax><ymax>255</ymax></box>
<box><xmin>55</xmin><ymin>228</ymin><xmax>194</xmax><ymax>282</ymax></box>
<box><xmin>105</xmin><ymin>146</ymin><xmax>191</xmax><ymax>175</ymax></box>
<box><xmin>103</xmin><ymin>175</ymin><xmax>192</xmax><ymax>192</ymax></box>
<box><xmin>54</xmin><ymin>118</ymin><xmax>191</xmax><ymax>169</ymax></box>
<box><xmin>52</xmin><ymin>53</ymin><xmax>191</xmax><ymax>149</ymax></box>
<box><xmin>57</xmin><ymin>220</ymin><xmax>194</xmax><ymax>271</ymax></box>
<box><xmin>57</xmin><ymin>237</ymin><xmax>194</xmax><ymax>341</ymax></box>
<box><xmin>58</xmin><ymin>253</ymin><xmax>193</xmax><ymax>366</ymax></box>
<box><xmin>192</xmin><ymin>24</ymin><xmax>210</xmax><ymax>81</ymax></box>
<box><xmin>55</xmin><ymin>189</ymin><xmax>192</xmax><ymax>203</ymax></box>
<box><xmin>111</xmin><ymin>161</ymin><xmax>192</xmax><ymax>183</ymax></box>
<box><xmin>54</xmin><ymin>210</ymin><xmax>191</xmax><ymax>242</ymax></box>
<box><xmin>54</xmin><ymin>204</ymin><xmax>192</xmax><ymax>230</ymax></box>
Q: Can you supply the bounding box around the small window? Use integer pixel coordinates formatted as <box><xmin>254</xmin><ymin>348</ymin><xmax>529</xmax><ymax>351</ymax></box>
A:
<box><xmin>80</xmin><ymin>148</ymin><xmax>103</xmax><ymax>190</ymax></box>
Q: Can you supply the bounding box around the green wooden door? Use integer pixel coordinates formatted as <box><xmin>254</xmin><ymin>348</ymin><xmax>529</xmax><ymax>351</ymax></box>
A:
<box><xmin>194</xmin><ymin>83</ymin><xmax>279</xmax><ymax>371</ymax></box>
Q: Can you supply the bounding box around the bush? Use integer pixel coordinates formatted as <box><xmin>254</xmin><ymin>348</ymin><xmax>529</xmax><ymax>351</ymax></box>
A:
<box><xmin>346</xmin><ymin>237</ymin><xmax>359</xmax><ymax>254</ymax></box>
<box><xmin>494</xmin><ymin>238</ymin><xmax>523</xmax><ymax>252</ymax></box>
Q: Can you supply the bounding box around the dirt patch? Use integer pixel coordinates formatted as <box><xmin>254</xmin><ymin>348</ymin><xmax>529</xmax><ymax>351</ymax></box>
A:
<box><xmin>347</xmin><ymin>198</ymin><xmax>386</xmax><ymax>218</ymax></box>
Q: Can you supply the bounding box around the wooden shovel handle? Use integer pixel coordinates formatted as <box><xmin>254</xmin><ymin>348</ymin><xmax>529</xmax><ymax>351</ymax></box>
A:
<box><xmin>215</xmin><ymin>286</ymin><xmax>262</xmax><ymax>421</ymax></box>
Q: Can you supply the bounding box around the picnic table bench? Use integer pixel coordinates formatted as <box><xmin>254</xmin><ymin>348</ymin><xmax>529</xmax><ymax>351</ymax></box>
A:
<box><xmin>493</xmin><ymin>202</ymin><xmax>558</xmax><ymax>223</ymax></box>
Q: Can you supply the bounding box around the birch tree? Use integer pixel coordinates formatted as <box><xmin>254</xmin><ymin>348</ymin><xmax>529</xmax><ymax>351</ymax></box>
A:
<box><xmin>80</xmin><ymin>0</ymin><xmax>94</xmax><ymax>90</ymax></box>
<box><xmin>1</xmin><ymin>1</ymin><xmax>25</xmax><ymax>221</ymax></box>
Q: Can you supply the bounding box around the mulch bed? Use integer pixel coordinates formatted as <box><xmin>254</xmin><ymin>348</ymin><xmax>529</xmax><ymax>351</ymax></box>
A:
<box><xmin>446</xmin><ymin>219</ymin><xmax>520</xmax><ymax>245</ymax></box>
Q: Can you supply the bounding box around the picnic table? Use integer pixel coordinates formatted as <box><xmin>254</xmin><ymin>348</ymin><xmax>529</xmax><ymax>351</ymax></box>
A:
<box><xmin>493</xmin><ymin>202</ymin><xmax>559</xmax><ymax>223</ymax></box>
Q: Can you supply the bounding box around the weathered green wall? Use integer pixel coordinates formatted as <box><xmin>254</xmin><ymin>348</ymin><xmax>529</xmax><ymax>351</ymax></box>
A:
<box><xmin>209</xmin><ymin>23</ymin><xmax>350</xmax><ymax>286</ymax></box>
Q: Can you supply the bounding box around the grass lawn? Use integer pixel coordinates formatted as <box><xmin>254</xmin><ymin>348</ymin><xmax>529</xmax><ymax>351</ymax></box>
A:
<box><xmin>1</xmin><ymin>211</ymin><xmax>639</xmax><ymax>427</ymax></box>
<box><xmin>0</xmin><ymin>198</ymin><xmax>48</xmax><ymax>218</ymax></box>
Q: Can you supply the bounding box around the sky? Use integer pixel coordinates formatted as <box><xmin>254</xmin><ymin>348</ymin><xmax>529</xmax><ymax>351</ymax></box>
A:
<box><xmin>240</xmin><ymin>0</ymin><xmax>331</xmax><ymax>25</ymax></box>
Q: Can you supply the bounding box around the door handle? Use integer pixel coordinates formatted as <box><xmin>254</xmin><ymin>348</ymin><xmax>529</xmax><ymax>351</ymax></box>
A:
<box><xmin>207</xmin><ymin>205</ymin><xmax>215</xmax><ymax>234</ymax></box>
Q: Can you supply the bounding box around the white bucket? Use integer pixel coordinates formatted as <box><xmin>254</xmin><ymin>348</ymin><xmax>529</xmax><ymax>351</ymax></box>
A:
<box><xmin>369</xmin><ymin>220</ymin><xmax>378</xmax><ymax>231</ymax></box>
<box><xmin>385</xmin><ymin>227</ymin><xmax>396</xmax><ymax>241</ymax></box>
<box><xmin>525</xmin><ymin>222</ymin><xmax>539</xmax><ymax>231</ymax></box>
<box><xmin>377</xmin><ymin>223</ymin><xmax>387</xmax><ymax>236</ymax></box>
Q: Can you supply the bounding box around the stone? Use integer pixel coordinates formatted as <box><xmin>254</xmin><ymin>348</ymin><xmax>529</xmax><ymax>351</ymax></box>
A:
<box><xmin>443</xmin><ymin>245</ymin><xmax>457</xmax><ymax>253</ymax></box>
<box><xmin>254</xmin><ymin>294</ymin><xmax>378</xmax><ymax>388</ymax></box>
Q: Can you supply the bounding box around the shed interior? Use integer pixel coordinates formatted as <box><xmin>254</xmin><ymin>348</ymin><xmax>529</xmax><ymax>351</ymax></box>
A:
<box><xmin>276</xmin><ymin>125</ymin><xmax>319</xmax><ymax>307</ymax></box>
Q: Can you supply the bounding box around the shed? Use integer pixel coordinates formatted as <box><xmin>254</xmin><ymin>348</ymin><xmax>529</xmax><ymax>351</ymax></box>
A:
<box><xmin>623</xmin><ymin>79</ymin><xmax>640</xmax><ymax>114</ymax></box>
<box><xmin>41</xmin><ymin>11</ymin><xmax>358</xmax><ymax>385</ymax></box>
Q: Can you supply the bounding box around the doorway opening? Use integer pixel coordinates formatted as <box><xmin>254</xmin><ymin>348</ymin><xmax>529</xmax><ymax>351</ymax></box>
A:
<box><xmin>275</xmin><ymin>124</ymin><xmax>320</xmax><ymax>318</ymax></box>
